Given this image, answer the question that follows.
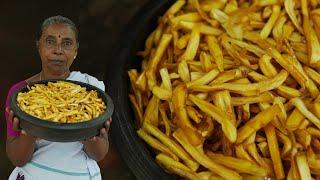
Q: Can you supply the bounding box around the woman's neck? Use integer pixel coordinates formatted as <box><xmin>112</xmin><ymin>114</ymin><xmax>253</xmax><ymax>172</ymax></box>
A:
<box><xmin>40</xmin><ymin>70</ymin><xmax>70</xmax><ymax>80</ymax></box>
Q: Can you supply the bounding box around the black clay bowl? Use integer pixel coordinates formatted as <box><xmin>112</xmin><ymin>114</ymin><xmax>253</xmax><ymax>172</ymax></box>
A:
<box><xmin>10</xmin><ymin>79</ymin><xmax>114</xmax><ymax>142</ymax></box>
<box><xmin>105</xmin><ymin>0</ymin><xmax>174</xmax><ymax>179</ymax></box>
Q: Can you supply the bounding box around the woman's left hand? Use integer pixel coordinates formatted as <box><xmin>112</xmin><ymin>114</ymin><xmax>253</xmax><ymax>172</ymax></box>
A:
<box><xmin>81</xmin><ymin>118</ymin><xmax>112</xmax><ymax>143</ymax></box>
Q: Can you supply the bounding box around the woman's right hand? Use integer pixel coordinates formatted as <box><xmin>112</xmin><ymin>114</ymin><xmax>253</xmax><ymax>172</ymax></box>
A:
<box><xmin>5</xmin><ymin>107</ymin><xmax>39</xmax><ymax>141</ymax></box>
<box><xmin>6</xmin><ymin>107</ymin><xmax>38</xmax><ymax>167</ymax></box>
<box><xmin>6</xmin><ymin>107</ymin><xmax>21</xmax><ymax>132</ymax></box>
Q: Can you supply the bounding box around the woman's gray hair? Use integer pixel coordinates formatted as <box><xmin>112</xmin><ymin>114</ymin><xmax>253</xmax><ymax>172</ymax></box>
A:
<box><xmin>36</xmin><ymin>15</ymin><xmax>79</xmax><ymax>48</ymax></box>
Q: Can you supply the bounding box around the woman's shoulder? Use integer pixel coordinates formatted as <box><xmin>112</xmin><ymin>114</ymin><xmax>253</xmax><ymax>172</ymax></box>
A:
<box><xmin>8</xmin><ymin>80</ymin><xmax>28</xmax><ymax>93</ymax></box>
<box><xmin>5</xmin><ymin>80</ymin><xmax>28</xmax><ymax>107</ymax></box>
<box><xmin>9</xmin><ymin>73</ymin><xmax>40</xmax><ymax>92</ymax></box>
<box><xmin>68</xmin><ymin>71</ymin><xmax>105</xmax><ymax>91</ymax></box>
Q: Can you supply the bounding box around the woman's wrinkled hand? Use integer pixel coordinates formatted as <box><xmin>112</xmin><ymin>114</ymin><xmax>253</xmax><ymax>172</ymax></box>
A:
<box><xmin>81</xmin><ymin>118</ymin><xmax>112</xmax><ymax>144</ymax></box>
<box><xmin>6</xmin><ymin>107</ymin><xmax>40</xmax><ymax>141</ymax></box>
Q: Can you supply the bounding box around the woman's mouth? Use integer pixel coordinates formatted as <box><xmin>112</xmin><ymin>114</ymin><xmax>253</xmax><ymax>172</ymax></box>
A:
<box><xmin>49</xmin><ymin>59</ymin><xmax>64</xmax><ymax>65</ymax></box>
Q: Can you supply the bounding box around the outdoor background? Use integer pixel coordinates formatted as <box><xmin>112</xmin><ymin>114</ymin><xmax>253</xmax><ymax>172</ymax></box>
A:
<box><xmin>0</xmin><ymin>0</ymin><xmax>148</xmax><ymax>179</ymax></box>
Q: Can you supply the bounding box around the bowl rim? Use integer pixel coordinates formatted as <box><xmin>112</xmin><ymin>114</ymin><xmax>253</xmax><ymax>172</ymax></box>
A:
<box><xmin>105</xmin><ymin>0</ymin><xmax>173</xmax><ymax>179</ymax></box>
<box><xmin>10</xmin><ymin>79</ymin><xmax>114</xmax><ymax>130</ymax></box>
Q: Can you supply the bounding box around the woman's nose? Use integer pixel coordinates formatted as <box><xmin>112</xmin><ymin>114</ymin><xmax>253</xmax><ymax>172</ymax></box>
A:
<box><xmin>53</xmin><ymin>46</ymin><xmax>64</xmax><ymax>55</ymax></box>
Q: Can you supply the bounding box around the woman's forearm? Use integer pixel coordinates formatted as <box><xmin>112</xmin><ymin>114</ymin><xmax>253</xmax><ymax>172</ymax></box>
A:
<box><xmin>83</xmin><ymin>138</ymin><xmax>109</xmax><ymax>161</ymax></box>
<box><xmin>6</xmin><ymin>135</ymin><xmax>36</xmax><ymax>167</ymax></box>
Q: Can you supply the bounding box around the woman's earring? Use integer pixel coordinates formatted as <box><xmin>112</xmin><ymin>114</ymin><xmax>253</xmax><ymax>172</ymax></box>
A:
<box><xmin>74</xmin><ymin>56</ymin><xmax>76</xmax><ymax>59</ymax></box>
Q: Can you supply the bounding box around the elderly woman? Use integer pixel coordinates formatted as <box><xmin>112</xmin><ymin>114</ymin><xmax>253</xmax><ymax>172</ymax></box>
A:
<box><xmin>5</xmin><ymin>15</ymin><xmax>111</xmax><ymax>180</ymax></box>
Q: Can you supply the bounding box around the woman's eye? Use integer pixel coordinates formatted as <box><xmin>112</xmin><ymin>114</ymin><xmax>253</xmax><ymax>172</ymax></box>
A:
<box><xmin>62</xmin><ymin>41</ymin><xmax>74</xmax><ymax>49</ymax></box>
<box><xmin>63</xmin><ymin>41</ymin><xmax>72</xmax><ymax>47</ymax></box>
<box><xmin>46</xmin><ymin>39</ymin><xmax>55</xmax><ymax>45</ymax></box>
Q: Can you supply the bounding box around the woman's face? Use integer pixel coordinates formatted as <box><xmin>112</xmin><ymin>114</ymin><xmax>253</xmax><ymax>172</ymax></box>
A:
<box><xmin>38</xmin><ymin>23</ymin><xmax>78</xmax><ymax>75</ymax></box>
